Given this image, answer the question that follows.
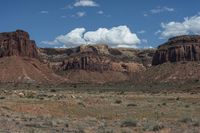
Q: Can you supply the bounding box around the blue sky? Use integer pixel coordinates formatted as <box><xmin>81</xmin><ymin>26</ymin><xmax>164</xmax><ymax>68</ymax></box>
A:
<box><xmin>1</xmin><ymin>0</ymin><xmax>200</xmax><ymax>48</ymax></box>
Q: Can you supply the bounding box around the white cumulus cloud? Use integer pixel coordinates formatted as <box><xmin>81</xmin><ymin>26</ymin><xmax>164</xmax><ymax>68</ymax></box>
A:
<box><xmin>84</xmin><ymin>26</ymin><xmax>140</xmax><ymax>47</ymax></box>
<box><xmin>42</xmin><ymin>26</ymin><xmax>141</xmax><ymax>48</ymax></box>
<box><xmin>56</xmin><ymin>28</ymin><xmax>86</xmax><ymax>46</ymax></box>
<box><xmin>160</xmin><ymin>14</ymin><xmax>200</xmax><ymax>38</ymax></box>
<box><xmin>74</xmin><ymin>0</ymin><xmax>98</xmax><ymax>7</ymax></box>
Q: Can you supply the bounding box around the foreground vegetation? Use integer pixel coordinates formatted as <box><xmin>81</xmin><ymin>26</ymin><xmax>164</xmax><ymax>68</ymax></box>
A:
<box><xmin>0</xmin><ymin>83</ymin><xmax>199</xmax><ymax>133</ymax></box>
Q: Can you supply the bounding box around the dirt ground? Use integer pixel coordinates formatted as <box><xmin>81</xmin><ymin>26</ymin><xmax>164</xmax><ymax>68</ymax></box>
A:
<box><xmin>0</xmin><ymin>85</ymin><xmax>199</xmax><ymax>133</ymax></box>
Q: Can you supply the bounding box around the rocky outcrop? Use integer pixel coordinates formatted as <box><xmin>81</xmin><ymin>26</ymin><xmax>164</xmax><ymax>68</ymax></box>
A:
<box><xmin>57</xmin><ymin>53</ymin><xmax>144</xmax><ymax>73</ymax></box>
<box><xmin>60</xmin><ymin>53</ymin><xmax>111</xmax><ymax>72</ymax></box>
<box><xmin>0</xmin><ymin>30</ymin><xmax>38</xmax><ymax>58</ymax></box>
<box><xmin>38</xmin><ymin>44</ymin><xmax>155</xmax><ymax>83</ymax></box>
<box><xmin>42</xmin><ymin>44</ymin><xmax>149</xmax><ymax>73</ymax></box>
<box><xmin>152</xmin><ymin>35</ymin><xmax>200</xmax><ymax>65</ymax></box>
<box><xmin>39</xmin><ymin>44</ymin><xmax>155</xmax><ymax>69</ymax></box>
<box><xmin>41</xmin><ymin>44</ymin><xmax>148</xmax><ymax>83</ymax></box>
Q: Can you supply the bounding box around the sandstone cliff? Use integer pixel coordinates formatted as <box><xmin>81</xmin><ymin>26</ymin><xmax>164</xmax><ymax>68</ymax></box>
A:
<box><xmin>39</xmin><ymin>44</ymin><xmax>155</xmax><ymax>70</ymax></box>
<box><xmin>152</xmin><ymin>35</ymin><xmax>200</xmax><ymax>65</ymax></box>
<box><xmin>0</xmin><ymin>30</ymin><xmax>38</xmax><ymax>58</ymax></box>
<box><xmin>58</xmin><ymin>53</ymin><xmax>144</xmax><ymax>73</ymax></box>
<box><xmin>38</xmin><ymin>44</ymin><xmax>155</xmax><ymax>83</ymax></box>
<box><xmin>0</xmin><ymin>30</ymin><xmax>66</xmax><ymax>84</ymax></box>
<box><xmin>39</xmin><ymin>44</ymin><xmax>154</xmax><ymax>73</ymax></box>
<box><xmin>133</xmin><ymin>35</ymin><xmax>200</xmax><ymax>84</ymax></box>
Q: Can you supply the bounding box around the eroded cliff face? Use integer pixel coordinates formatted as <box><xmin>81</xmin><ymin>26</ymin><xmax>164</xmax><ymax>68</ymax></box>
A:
<box><xmin>41</xmin><ymin>44</ymin><xmax>152</xmax><ymax>74</ymax></box>
<box><xmin>0</xmin><ymin>30</ymin><xmax>38</xmax><ymax>58</ymax></box>
<box><xmin>152</xmin><ymin>35</ymin><xmax>200</xmax><ymax>65</ymax></box>
<box><xmin>39</xmin><ymin>44</ymin><xmax>155</xmax><ymax>71</ymax></box>
<box><xmin>58</xmin><ymin>52</ymin><xmax>144</xmax><ymax>73</ymax></box>
<box><xmin>60</xmin><ymin>53</ymin><xmax>111</xmax><ymax>72</ymax></box>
